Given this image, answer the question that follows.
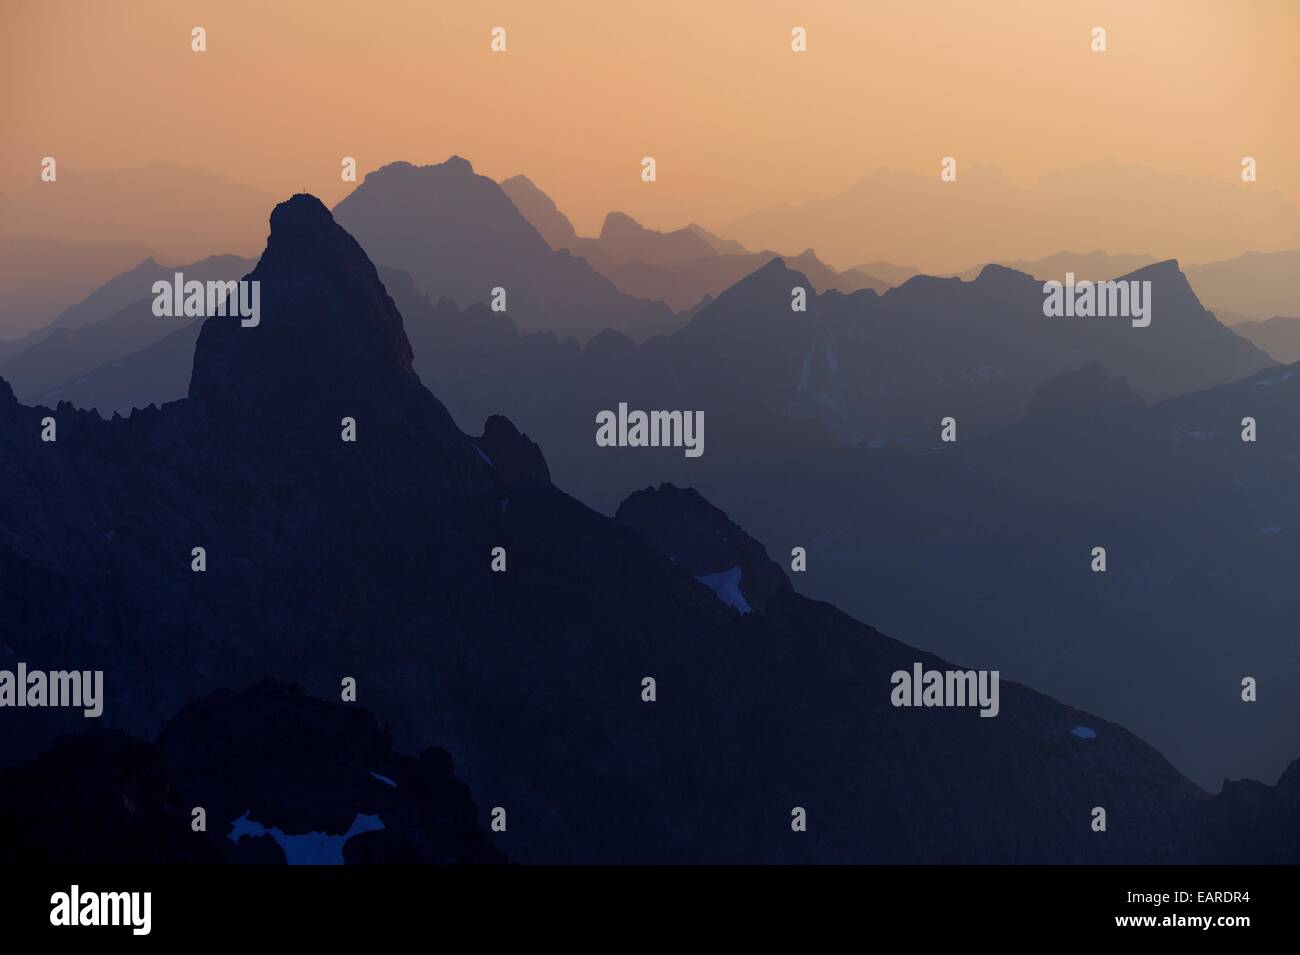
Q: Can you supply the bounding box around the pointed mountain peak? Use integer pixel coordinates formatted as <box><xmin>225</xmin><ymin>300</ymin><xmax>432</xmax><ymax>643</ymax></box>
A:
<box><xmin>267</xmin><ymin>192</ymin><xmax>335</xmax><ymax>237</ymax></box>
<box><xmin>1120</xmin><ymin>259</ymin><xmax>1204</xmax><ymax>311</ymax></box>
<box><xmin>499</xmin><ymin>175</ymin><xmax>578</xmax><ymax>250</ymax></box>
<box><xmin>189</xmin><ymin>193</ymin><xmax>418</xmax><ymax>417</ymax></box>
<box><xmin>691</xmin><ymin>256</ymin><xmax>815</xmax><ymax>320</ymax></box>
<box><xmin>747</xmin><ymin>255</ymin><xmax>808</xmax><ymax>286</ymax></box>
<box><xmin>1124</xmin><ymin>258</ymin><xmax>1183</xmax><ymax>281</ymax></box>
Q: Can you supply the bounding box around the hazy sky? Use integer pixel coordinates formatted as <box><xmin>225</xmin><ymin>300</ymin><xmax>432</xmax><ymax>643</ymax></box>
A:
<box><xmin>3</xmin><ymin>0</ymin><xmax>1298</xmax><ymax>237</ymax></box>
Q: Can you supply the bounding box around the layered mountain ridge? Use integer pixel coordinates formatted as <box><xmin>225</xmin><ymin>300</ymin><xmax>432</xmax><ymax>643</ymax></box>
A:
<box><xmin>1</xmin><ymin>193</ymin><xmax>1296</xmax><ymax>863</ymax></box>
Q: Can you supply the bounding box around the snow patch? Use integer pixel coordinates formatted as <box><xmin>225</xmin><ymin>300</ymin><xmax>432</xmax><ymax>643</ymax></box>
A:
<box><xmin>694</xmin><ymin>566</ymin><xmax>752</xmax><ymax>614</ymax></box>
<box><xmin>1070</xmin><ymin>726</ymin><xmax>1097</xmax><ymax>740</ymax></box>
<box><xmin>228</xmin><ymin>810</ymin><xmax>385</xmax><ymax>864</ymax></box>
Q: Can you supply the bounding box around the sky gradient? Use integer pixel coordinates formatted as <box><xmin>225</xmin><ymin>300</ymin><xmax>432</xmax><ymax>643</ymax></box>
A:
<box><xmin>3</xmin><ymin>0</ymin><xmax>1297</xmax><ymax>242</ymax></box>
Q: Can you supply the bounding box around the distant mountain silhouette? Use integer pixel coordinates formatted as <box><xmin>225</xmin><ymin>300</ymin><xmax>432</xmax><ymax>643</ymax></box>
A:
<box><xmin>2</xmin><ymin>193</ymin><xmax>1292</xmax><ymax>861</ymax></box>
<box><xmin>0</xmin><ymin>163</ymin><xmax>275</xmax><ymax>265</ymax></box>
<box><xmin>728</xmin><ymin>161</ymin><xmax>1300</xmax><ymax>273</ymax></box>
<box><xmin>333</xmin><ymin>158</ymin><xmax>674</xmax><ymax>342</ymax></box>
<box><xmin>595</xmin><ymin>243</ymin><xmax>887</xmax><ymax>312</ymax></box>
<box><xmin>42</xmin><ymin>320</ymin><xmax>201</xmax><ymax>416</ymax></box>
<box><xmin>684</xmin><ymin>223</ymin><xmax>750</xmax><ymax>255</ymax></box>
<box><xmin>573</xmin><ymin>211</ymin><xmax>720</xmax><ymax>272</ymax></box>
<box><xmin>953</xmin><ymin>250</ymin><xmax>1159</xmax><ymax>282</ymax></box>
<box><xmin>502</xmin><ymin>181</ymin><xmax>887</xmax><ymax>311</ymax></box>
<box><xmin>1186</xmin><ymin>250</ymin><xmax>1300</xmax><ymax>322</ymax></box>
<box><xmin>500</xmin><ymin>174</ymin><xmax>578</xmax><ymax>250</ymax></box>
<box><xmin>0</xmin><ymin>235</ymin><xmax>155</xmax><ymax>340</ymax></box>
<box><xmin>773</xmin><ymin>357</ymin><xmax>1300</xmax><ymax>789</ymax></box>
<box><xmin>847</xmin><ymin>260</ymin><xmax>922</xmax><ymax>286</ymax></box>
<box><xmin>1232</xmin><ymin>315</ymin><xmax>1300</xmax><ymax>363</ymax></box>
<box><xmin>846</xmin><ymin>252</ymin><xmax>1160</xmax><ymax>288</ymax></box>
<box><xmin>381</xmin><ymin>255</ymin><xmax>1276</xmax><ymax>787</ymax></box>
<box><xmin>0</xmin><ymin>254</ymin><xmax>254</xmax><ymax>405</ymax></box>
<box><xmin>68</xmin><ymin>249</ymin><xmax>1272</xmax><ymax>518</ymax></box>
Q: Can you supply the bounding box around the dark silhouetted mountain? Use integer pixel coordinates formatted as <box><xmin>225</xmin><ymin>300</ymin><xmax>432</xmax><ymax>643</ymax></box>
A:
<box><xmin>1233</xmin><ymin>315</ymin><xmax>1300</xmax><ymax>363</ymax></box>
<box><xmin>4</xmin><ymin>195</ymin><xmax>1294</xmax><ymax>862</ymax></box>
<box><xmin>500</xmin><ymin>174</ymin><xmax>578</xmax><ymax>250</ymax></box>
<box><xmin>0</xmin><ymin>254</ymin><xmax>254</xmax><ymax>405</ymax></box>
<box><xmin>0</xmin><ymin>681</ymin><xmax>500</xmax><ymax>864</ymax></box>
<box><xmin>333</xmin><ymin>158</ymin><xmax>674</xmax><ymax>342</ymax></box>
<box><xmin>0</xmin><ymin>727</ymin><xmax>226</xmax><ymax>864</ymax></box>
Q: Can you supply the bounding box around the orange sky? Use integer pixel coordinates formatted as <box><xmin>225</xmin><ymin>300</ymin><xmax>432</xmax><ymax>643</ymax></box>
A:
<box><xmin>2</xmin><ymin>0</ymin><xmax>1298</xmax><ymax>238</ymax></box>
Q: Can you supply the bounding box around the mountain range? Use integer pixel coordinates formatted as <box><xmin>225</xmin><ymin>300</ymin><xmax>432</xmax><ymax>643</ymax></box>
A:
<box><xmin>379</xmin><ymin>255</ymin><xmax>1285</xmax><ymax>788</ymax></box>
<box><xmin>0</xmin><ymin>254</ymin><xmax>254</xmax><ymax>406</ymax></box>
<box><xmin>0</xmin><ymin>234</ymin><xmax>156</xmax><ymax>340</ymax></box>
<box><xmin>726</xmin><ymin>161</ymin><xmax>1300</xmax><ymax>274</ymax></box>
<box><xmin>3</xmin><ymin>194</ymin><xmax>1295</xmax><ymax>862</ymax></box>
<box><xmin>2</xmin><ymin>161</ymin><xmax>1293</xmax><ymax>793</ymax></box>
<box><xmin>498</xmin><ymin>177</ymin><xmax>889</xmax><ymax>311</ymax></box>
<box><xmin>333</xmin><ymin>159</ymin><xmax>675</xmax><ymax>343</ymax></box>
